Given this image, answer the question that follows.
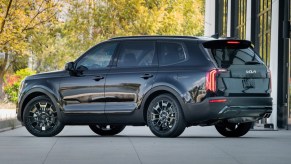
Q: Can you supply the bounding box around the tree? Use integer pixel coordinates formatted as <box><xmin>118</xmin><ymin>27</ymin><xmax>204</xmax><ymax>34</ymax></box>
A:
<box><xmin>0</xmin><ymin>0</ymin><xmax>61</xmax><ymax>100</ymax></box>
<box><xmin>53</xmin><ymin>0</ymin><xmax>205</xmax><ymax>64</ymax></box>
<box><xmin>0</xmin><ymin>0</ymin><xmax>205</xmax><ymax>101</ymax></box>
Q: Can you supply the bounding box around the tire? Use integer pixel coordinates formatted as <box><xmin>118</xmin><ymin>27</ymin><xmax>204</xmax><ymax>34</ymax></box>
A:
<box><xmin>215</xmin><ymin>122</ymin><xmax>252</xmax><ymax>137</ymax></box>
<box><xmin>23</xmin><ymin>96</ymin><xmax>64</xmax><ymax>137</ymax></box>
<box><xmin>147</xmin><ymin>94</ymin><xmax>186</xmax><ymax>138</ymax></box>
<box><xmin>89</xmin><ymin>125</ymin><xmax>126</xmax><ymax>136</ymax></box>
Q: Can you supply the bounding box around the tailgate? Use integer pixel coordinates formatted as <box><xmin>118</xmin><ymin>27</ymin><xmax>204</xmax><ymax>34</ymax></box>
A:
<box><xmin>203</xmin><ymin>40</ymin><xmax>271</xmax><ymax>96</ymax></box>
<box><xmin>217</xmin><ymin>65</ymin><xmax>271</xmax><ymax>96</ymax></box>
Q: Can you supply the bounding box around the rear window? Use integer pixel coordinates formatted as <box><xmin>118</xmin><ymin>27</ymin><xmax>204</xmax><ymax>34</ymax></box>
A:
<box><xmin>203</xmin><ymin>40</ymin><xmax>264</xmax><ymax>68</ymax></box>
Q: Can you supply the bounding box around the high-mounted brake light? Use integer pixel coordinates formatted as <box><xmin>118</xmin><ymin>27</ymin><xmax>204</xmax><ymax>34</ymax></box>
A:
<box><xmin>227</xmin><ymin>41</ymin><xmax>240</xmax><ymax>44</ymax></box>
<box><xmin>206</xmin><ymin>69</ymin><xmax>218</xmax><ymax>92</ymax></box>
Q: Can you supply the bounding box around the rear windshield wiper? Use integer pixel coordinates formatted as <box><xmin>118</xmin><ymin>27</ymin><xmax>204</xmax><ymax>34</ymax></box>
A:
<box><xmin>245</xmin><ymin>61</ymin><xmax>261</xmax><ymax>65</ymax></box>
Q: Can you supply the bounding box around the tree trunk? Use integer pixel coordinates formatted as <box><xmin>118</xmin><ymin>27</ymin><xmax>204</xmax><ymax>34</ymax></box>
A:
<box><xmin>0</xmin><ymin>53</ymin><xmax>9</xmax><ymax>101</ymax></box>
<box><xmin>0</xmin><ymin>73</ymin><xmax>4</xmax><ymax>101</ymax></box>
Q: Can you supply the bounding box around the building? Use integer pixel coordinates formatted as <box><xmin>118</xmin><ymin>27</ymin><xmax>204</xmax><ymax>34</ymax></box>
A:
<box><xmin>204</xmin><ymin>0</ymin><xmax>291</xmax><ymax>129</ymax></box>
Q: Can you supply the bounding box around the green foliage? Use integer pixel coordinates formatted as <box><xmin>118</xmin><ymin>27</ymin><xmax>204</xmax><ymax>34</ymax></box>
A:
<box><xmin>0</xmin><ymin>0</ymin><xmax>61</xmax><ymax>99</ymax></box>
<box><xmin>1</xmin><ymin>0</ymin><xmax>206</xmax><ymax>99</ymax></box>
<box><xmin>4</xmin><ymin>68</ymin><xmax>36</xmax><ymax>103</ymax></box>
<box><xmin>30</xmin><ymin>0</ymin><xmax>205</xmax><ymax>72</ymax></box>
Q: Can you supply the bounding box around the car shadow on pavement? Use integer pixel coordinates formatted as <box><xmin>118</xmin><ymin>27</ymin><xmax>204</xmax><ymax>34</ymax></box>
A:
<box><xmin>51</xmin><ymin>135</ymin><xmax>267</xmax><ymax>139</ymax></box>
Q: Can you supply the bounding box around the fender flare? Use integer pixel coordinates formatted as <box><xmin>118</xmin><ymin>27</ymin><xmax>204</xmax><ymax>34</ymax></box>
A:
<box><xmin>19</xmin><ymin>87</ymin><xmax>63</xmax><ymax>121</ymax></box>
<box><xmin>140</xmin><ymin>85</ymin><xmax>188</xmax><ymax>122</ymax></box>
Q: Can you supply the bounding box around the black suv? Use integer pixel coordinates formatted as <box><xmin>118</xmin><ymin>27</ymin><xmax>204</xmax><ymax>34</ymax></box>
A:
<box><xmin>17</xmin><ymin>36</ymin><xmax>272</xmax><ymax>137</ymax></box>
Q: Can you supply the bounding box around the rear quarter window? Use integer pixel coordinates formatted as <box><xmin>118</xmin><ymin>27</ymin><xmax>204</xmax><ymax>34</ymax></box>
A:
<box><xmin>158</xmin><ymin>42</ymin><xmax>187</xmax><ymax>66</ymax></box>
<box><xmin>157</xmin><ymin>41</ymin><xmax>210</xmax><ymax>67</ymax></box>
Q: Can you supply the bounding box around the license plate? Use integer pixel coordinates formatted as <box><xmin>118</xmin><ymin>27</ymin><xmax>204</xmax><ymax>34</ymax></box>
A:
<box><xmin>242</xmin><ymin>79</ymin><xmax>255</xmax><ymax>89</ymax></box>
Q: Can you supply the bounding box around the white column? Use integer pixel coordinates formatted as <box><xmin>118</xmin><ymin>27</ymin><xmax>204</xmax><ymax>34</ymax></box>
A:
<box><xmin>227</xmin><ymin>0</ymin><xmax>231</xmax><ymax>37</ymax></box>
<box><xmin>204</xmin><ymin>0</ymin><xmax>216</xmax><ymax>36</ymax></box>
<box><xmin>246</xmin><ymin>0</ymin><xmax>252</xmax><ymax>41</ymax></box>
<box><xmin>269</xmin><ymin>0</ymin><xmax>279</xmax><ymax>130</ymax></box>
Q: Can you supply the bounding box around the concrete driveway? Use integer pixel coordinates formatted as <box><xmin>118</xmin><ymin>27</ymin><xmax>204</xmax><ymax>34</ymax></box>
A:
<box><xmin>0</xmin><ymin>126</ymin><xmax>291</xmax><ymax>164</ymax></box>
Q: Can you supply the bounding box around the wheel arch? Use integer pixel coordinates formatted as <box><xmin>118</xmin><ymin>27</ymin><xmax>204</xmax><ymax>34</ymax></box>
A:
<box><xmin>141</xmin><ymin>86</ymin><xmax>187</xmax><ymax>124</ymax></box>
<box><xmin>20</xmin><ymin>87</ymin><xmax>62</xmax><ymax>122</ymax></box>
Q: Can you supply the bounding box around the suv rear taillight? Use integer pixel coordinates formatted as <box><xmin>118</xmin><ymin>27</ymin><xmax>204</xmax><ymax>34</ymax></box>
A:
<box><xmin>267</xmin><ymin>69</ymin><xmax>272</xmax><ymax>93</ymax></box>
<box><xmin>206</xmin><ymin>69</ymin><xmax>218</xmax><ymax>92</ymax></box>
<box><xmin>206</xmin><ymin>69</ymin><xmax>226</xmax><ymax>92</ymax></box>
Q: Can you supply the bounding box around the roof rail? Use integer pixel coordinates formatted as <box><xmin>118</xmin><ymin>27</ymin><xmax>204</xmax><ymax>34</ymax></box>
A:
<box><xmin>109</xmin><ymin>35</ymin><xmax>198</xmax><ymax>40</ymax></box>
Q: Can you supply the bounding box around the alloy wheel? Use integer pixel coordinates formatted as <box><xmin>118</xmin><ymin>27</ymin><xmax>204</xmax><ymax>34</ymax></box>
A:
<box><xmin>150</xmin><ymin>100</ymin><xmax>177</xmax><ymax>132</ymax></box>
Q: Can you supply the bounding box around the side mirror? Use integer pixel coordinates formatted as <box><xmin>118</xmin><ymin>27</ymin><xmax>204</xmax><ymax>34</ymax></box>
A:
<box><xmin>65</xmin><ymin>62</ymin><xmax>75</xmax><ymax>71</ymax></box>
<box><xmin>76</xmin><ymin>65</ymin><xmax>88</xmax><ymax>72</ymax></box>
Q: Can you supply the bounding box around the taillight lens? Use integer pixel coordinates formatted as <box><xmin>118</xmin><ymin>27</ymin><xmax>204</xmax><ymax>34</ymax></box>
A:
<box><xmin>209</xmin><ymin>99</ymin><xmax>227</xmax><ymax>103</ymax></box>
<box><xmin>267</xmin><ymin>70</ymin><xmax>272</xmax><ymax>92</ymax></box>
<box><xmin>206</xmin><ymin>69</ymin><xmax>226</xmax><ymax>92</ymax></box>
<box><xmin>206</xmin><ymin>69</ymin><xmax>218</xmax><ymax>92</ymax></box>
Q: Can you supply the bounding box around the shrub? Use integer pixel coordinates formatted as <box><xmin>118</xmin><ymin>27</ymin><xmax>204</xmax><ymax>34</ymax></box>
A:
<box><xmin>4</xmin><ymin>68</ymin><xmax>36</xmax><ymax>103</ymax></box>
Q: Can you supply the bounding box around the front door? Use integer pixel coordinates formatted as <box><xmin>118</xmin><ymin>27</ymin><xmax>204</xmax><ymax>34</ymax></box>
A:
<box><xmin>59</xmin><ymin>42</ymin><xmax>118</xmax><ymax>123</ymax></box>
<box><xmin>105</xmin><ymin>40</ymin><xmax>158</xmax><ymax>123</ymax></box>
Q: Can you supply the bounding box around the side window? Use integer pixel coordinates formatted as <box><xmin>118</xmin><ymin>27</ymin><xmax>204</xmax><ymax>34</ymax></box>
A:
<box><xmin>117</xmin><ymin>41</ymin><xmax>155</xmax><ymax>68</ymax></box>
<box><xmin>76</xmin><ymin>42</ymin><xmax>117</xmax><ymax>70</ymax></box>
<box><xmin>158</xmin><ymin>42</ymin><xmax>187</xmax><ymax>66</ymax></box>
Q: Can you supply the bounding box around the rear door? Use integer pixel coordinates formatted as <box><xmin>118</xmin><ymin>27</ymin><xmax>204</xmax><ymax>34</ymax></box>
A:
<box><xmin>104</xmin><ymin>40</ymin><xmax>158</xmax><ymax>123</ymax></box>
<box><xmin>203</xmin><ymin>40</ymin><xmax>271</xmax><ymax>96</ymax></box>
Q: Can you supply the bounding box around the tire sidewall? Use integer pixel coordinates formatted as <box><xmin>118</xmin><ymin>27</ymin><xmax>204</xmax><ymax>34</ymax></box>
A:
<box><xmin>215</xmin><ymin>122</ymin><xmax>252</xmax><ymax>137</ymax></box>
<box><xmin>89</xmin><ymin>125</ymin><xmax>126</xmax><ymax>136</ymax></box>
<box><xmin>147</xmin><ymin>94</ymin><xmax>185</xmax><ymax>137</ymax></box>
<box><xmin>23</xmin><ymin>96</ymin><xmax>64</xmax><ymax>137</ymax></box>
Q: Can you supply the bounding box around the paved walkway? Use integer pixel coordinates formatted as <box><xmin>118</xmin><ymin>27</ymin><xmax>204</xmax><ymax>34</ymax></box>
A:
<box><xmin>0</xmin><ymin>126</ymin><xmax>291</xmax><ymax>164</ymax></box>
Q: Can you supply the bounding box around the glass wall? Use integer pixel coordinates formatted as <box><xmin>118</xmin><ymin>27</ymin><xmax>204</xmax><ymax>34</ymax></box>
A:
<box><xmin>235</xmin><ymin>0</ymin><xmax>247</xmax><ymax>39</ymax></box>
<box><xmin>217</xmin><ymin>0</ymin><xmax>228</xmax><ymax>37</ymax></box>
<box><xmin>255</xmin><ymin>0</ymin><xmax>272</xmax><ymax>66</ymax></box>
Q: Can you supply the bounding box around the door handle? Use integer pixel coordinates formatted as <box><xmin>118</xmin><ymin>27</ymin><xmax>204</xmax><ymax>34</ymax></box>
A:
<box><xmin>94</xmin><ymin>76</ymin><xmax>104</xmax><ymax>81</ymax></box>
<box><xmin>140</xmin><ymin>73</ymin><xmax>153</xmax><ymax>79</ymax></box>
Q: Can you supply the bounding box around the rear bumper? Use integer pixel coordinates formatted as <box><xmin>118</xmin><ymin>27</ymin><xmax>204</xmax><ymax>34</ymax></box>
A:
<box><xmin>183</xmin><ymin>97</ymin><xmax>272</xmax><ymax>125</ymax></box>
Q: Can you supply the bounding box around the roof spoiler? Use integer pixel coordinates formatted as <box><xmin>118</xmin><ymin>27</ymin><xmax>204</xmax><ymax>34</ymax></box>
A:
<box><xmin>203</xmin><ymin>40</ymin><xmax>252</xmax><ymax>49</ymax></box>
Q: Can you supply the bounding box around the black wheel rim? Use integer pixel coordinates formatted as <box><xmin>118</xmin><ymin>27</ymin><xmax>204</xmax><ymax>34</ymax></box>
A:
<box><xmin>150</xmin><ymin>100</ymin><xmax>176</xmax><ymax>132</ymax></box>
<box><xmin>26</xmin><ymin>102</ymin><xmax>58</xmax><ymax>132</ymax></box>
